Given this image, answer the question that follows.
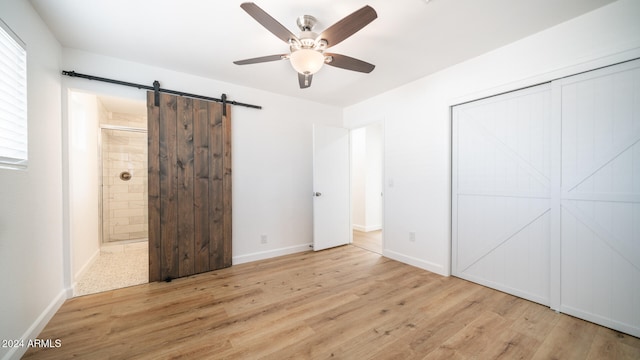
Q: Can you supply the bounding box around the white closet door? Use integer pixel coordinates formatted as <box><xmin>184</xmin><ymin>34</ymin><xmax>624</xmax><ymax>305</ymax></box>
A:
<box><xmin>452</xmin><ymin>84</ymin><xmax>553</xmax><ymax>305</ymax></box>
<box><xmin>558</xmin><ymin>60</ymin><xmax>640</xmax><ymax>337</ymax></box>
<box><xmin>453</xmin><ymin>59</ymin><xmax>640</xmax><ymax>337</ymax></box>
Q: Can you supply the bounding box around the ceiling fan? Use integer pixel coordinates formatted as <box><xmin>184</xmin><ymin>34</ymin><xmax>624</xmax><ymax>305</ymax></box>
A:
<box><xmin>234</xmin><ymin>2</ymin><xmax>377</xmax><ymax>89</ymax></box>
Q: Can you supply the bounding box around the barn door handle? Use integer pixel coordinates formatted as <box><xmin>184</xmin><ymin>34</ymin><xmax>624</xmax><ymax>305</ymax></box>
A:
<box><xmin>314</xmin><ymin>192</ymin><xmax>322</xmax><ymax>197</ymax></box>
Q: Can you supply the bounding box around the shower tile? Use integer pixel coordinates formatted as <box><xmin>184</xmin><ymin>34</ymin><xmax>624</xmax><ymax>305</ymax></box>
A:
<box><xmin>129</xmin><ymin>231</ymin><xmax>149</xmax><ymax>239</ymax></box>
<box><xmin>112</xmin><ymin>216</ymin><xmax>130</xmax><ymax>225</ymax></box>
<box><xmin>127</xmin><ymin>160</ymin><xmax>146</xmax><ymax>168</ymax></box>
<box><xmin>109</xmin><ymin>184</ymin><xmax>129</xmax><ymax>193</ymax></box>
<box><xmin>112</xmin><ymin>192</ymin><xmax>145</xmax><ymax>201</ymax></box>
<box><xmin>108</xmin><ymin>233</ymin><xmax>132</xmax><ymax>241</ymax></box>
<box><xmin>113</xmin><ymin>223</ymin><xmax>146</xmax><ymax>234</ymax></box>
<box><xmin>101</xmin><ymin>123</ymin><xmax>148</xmax><ymax>244</ymax></box>
<box><xmin>107</xmin><ymin>168</ymin><xmax>125</xmax><ymax>176</ymax></box>
<box><xmin>129</xmin><ymin>216</ymin><xmax>146</xmax><ymax>224</ymax></box>
<box><xmin>109</xmin><ymin>201</ymin><xmax>129</xmax><ymax>210</ymax></box>
<box><xmin>108</xmin><ymin>152</ymin><xmax>129</xmax><ymax>161</ymax></box>
<box><xmin>127</xmin><ymin>177</ymin><xmax>145</xmax><ymax>185</ymax></box>
<box><xmin>127</xmin><ymin>184</ymin><xmax>144</xmax><ymax>193</ymax></box>
<box><xmin>107</xmin><ymin>136</ymin><xmax>129</xmax><ymax>145</ymax></box>
<box><xmin>128</xmin><ymin>200</ymin><xmax>146</xmax><ymax>208</ymax></box>
<box><xmin>114</xmin><ymin>208</ymin><xmax>144</xmax><ymax>218</ymax></box>
<box><xmin>130</xmin><ymin>153</ymin><xmax>147</xmax><ymax>162</ymax></box>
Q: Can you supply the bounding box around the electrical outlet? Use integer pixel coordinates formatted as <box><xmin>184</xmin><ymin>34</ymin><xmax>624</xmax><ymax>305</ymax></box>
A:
<box><xmin>260</xmin><ymin>234</ymin><xmax>268</xmax><ymax>244</ymax></box>
<box><xmin>409</xmin><ymin>232</ymin><xmax>416</xmax><ymax>242</ymax></box>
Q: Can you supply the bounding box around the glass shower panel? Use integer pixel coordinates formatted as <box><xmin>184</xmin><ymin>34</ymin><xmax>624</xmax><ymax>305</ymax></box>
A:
<box><xmin>101</xmin><ymin>128</ymin><xmax>148</xmax><ymax>243</ymax></box>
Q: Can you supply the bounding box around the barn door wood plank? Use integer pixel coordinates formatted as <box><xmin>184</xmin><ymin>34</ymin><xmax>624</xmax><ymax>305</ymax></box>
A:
<box><xmin>177</xmin><ymin>97</ymin><xmax>195</xmax><ymax>277</ymax></box>
<box><xmin>193</xmin><ymin>99</ymin><xmax>211</xmax><ymax>273</ymax></box>
<box><xmin>222</xmin><ymin>105</ymin><xmax>232</xmax><ymax>267</ymax></box>
<box><xmin>209</xmin><ymin>102</ymin><xmax>224</xmax><ymax>269</ymax></box>
<box><xmin>159</xmin><ymin>93</ymin><xmax>179</xmax><ymax>280</ymax></box>
<box><xmin>147</xmin><ymin>91</ymin><xmax>161</xmax><ymax>282</ymax></box>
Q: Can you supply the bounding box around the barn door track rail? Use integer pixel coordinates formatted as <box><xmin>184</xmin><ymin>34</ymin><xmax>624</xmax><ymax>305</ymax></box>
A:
<box><xmin>61</xmin><ymin>70</ymin><xmax>262</xmax><ymax>115</ymax></box>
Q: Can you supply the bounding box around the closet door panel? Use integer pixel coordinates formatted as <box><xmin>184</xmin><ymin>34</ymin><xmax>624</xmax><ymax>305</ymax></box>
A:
<box><xmin>559</xmin><ymin>60</ymin><xmax>640</xmax><ymax>337</ymax></box>
<box><xmin>452</xmin><ymin>84</ymin><xmax>553</xmax><ymax>305</ymax></box>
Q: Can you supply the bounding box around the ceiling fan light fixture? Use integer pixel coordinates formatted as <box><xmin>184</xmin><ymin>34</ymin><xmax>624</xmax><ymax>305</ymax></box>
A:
<box><xmin>290</xmin><ymin>49</ymin><xmax>325</xmax><ymax>75</ymax></box>
<box><xmin>235</xmin><ymin>3</ymin><xmax>378</xmax><ymax>88</ymax></box>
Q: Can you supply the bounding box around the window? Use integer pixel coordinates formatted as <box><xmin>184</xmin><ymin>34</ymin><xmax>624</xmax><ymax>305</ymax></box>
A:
<box><xmin>0</xmin><ymin>18</ymin><xmax>27</xmax><ymax>169</ymax></box>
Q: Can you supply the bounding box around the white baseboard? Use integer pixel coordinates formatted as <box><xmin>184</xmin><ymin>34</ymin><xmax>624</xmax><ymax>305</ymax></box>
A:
<box><xmin>71</xmin><ymin>248</ymin><xmax>100</xmax><ymax>295</ymax></box>
<box><xmin>232</xmin><ymin>243</ymin><xmax>312</xmax><ymax>265</ymax></box>
<box><xmin>73</xmin><ymin>248</ymin><xmax>100</xmax><ymax>282</ymax></box>
<box><xmin>352</xmin><ymin>224</ymin><xmax>382</xmax><ymax>232</ymax></box>
<box><xmin>383</xmin><ymin>249</ymin><xmax>448</xmax><ymax>276</ymax></box>
<box><xmin>3</xmin><ymin>289</ymin><xmax>67</xmax><ymax>360</ymax></box>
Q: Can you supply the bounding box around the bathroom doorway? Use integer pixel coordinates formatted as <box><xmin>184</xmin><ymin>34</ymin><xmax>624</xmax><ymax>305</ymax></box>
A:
<box><xmin>68</xmin><ymin>90</ymin><xmax>149</xmax><ymax>296</ymax></box>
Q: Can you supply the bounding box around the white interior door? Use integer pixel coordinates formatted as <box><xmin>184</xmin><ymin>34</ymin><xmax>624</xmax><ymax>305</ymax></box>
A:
<box><xmin>313</xmin><ymin>124</ymin><xmax>350</xmax><ymax>251</ymax></box>
<box><xmin>558</xmin><ymin>60</ymin><xmax>640</xmax><ymax>337</ymax></box>
<box><xmin>452</xmin><ymin>84</ymin><xmax>553</xmax><ymax>306</ymax></box>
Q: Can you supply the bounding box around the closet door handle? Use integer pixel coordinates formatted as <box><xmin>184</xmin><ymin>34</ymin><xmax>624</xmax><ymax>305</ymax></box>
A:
<box><xmin>314</xmin><ymin>192</ymin><xmax>322</xmax><ymax>197</ymax></box>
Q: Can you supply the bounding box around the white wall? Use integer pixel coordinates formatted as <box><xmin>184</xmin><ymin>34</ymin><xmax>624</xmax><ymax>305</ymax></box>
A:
<box><xmin>344</xmin><ymin>0</ymin><xmax>640</xmax><ymax>276</ymax></box>
<box><xmin>67</xmin><ymin>91</ymin><xmax>100</xmax><ymax>286</ymax></box>
<box><xmin>61</xmin><ymin>49</ymin><xmax>343</xmax><ymax>268</ymax></box>
<box><xmin>0</xmin><ymin>1</ymin><xmax>64</xmax><ymax>360</ymax></box>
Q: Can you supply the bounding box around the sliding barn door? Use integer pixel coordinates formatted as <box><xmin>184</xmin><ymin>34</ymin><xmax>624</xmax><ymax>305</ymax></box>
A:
<box><xmin>147</xmin><ymin>92</ymin><xmax>232</xmax><ymax>282</ymax></box>
<box><xmin>452</xmin><ymin>84</ymin><xmax>553</xmax><ymax>306</ymax></box>
<box><xmin>453</xmin><ymin>58</ymin><xmax>640</xmax><ymax>337</ymax></box>
<box><xmin>557</xmin><ymin>60</ymin><xmax>640</xmax><ymax>337</ymax></box>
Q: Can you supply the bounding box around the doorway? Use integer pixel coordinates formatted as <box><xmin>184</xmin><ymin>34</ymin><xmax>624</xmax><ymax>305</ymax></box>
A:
<box><xmin>350</xmin><ymin>122</ymin><xmax>383</xmax><ymax>254</ymax></box>
<box><xmin>68</xmin><ymin>90</ymin><xmax>149</xmax><ymax>296</ymax></box>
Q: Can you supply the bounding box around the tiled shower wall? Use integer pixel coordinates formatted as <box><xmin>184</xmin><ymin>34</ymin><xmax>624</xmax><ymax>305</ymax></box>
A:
<box><xmin>100</xmin><ymin>105</ymin><xmax>148</xmax><ymax>243</ymax></box>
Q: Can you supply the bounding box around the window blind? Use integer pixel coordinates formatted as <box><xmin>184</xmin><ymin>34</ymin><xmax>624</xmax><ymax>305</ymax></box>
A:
<box><xmin>0</xmin><ymin>18</ymin><xmax>27</xmax><ymax>169</ymax></box>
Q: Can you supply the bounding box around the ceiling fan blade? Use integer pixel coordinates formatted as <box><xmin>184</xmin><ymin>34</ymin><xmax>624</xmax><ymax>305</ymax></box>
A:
<box><xmin>234</xmin><ymin>54</ymin><xmax>287</xmax><ymax>65</ymax></box>
<box><xmin>319</xmin><ymin>5</ymin><xmax>377</xmax><ymax>48</ymax></box>
<box><xmin>298</xmin><ymin>73</ymin><xmax>312</xmax><ymax>89</ymax></box>
<box><xmin>240</xmin><ymin>2</ymin><xmax>298</xmax><ymax>44</ymax></box>
<box><xmin>325</xmin><ymin>53</ymin><xmax>375</xmax><ymax>73</ymax></box>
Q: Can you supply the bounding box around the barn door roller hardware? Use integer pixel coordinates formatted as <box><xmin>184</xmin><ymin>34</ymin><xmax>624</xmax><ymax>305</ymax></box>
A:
<box><xmin>61</xmin><ymin>70</ymin><xmax>261</xmax><ymax>115</ymax></box>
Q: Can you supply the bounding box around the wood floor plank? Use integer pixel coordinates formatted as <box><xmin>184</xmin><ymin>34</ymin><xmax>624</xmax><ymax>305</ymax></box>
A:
<box><xmin>423</xmin><ymin>310</ymin><xmax>512</xmax><ymax>359</ymax></box>
<box><xmin>532</xmin><ymin>314</ymin><xmax>600</xmax><ymax>360</ymax></box>
<box><xmin>509</xmin><ymin>301</ymin><xmax>561</xmax><ymax>342</ymax></box>
<box><xmin>353</xmin><ymin>229</ymin><xmax>382</xmax><ymax>254</ymax></box>
<box><xmin>586</xmin><ymin>327</ymin><xmax>640</xmax><ymax>359</ymax></box>
<box><xmin>24</xmin><ymin>245</ymin><xmax>640</xmax><ymax>359</ymax></box>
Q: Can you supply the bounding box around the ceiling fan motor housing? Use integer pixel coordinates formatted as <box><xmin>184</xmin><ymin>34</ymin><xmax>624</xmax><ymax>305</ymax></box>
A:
<box><xmin>296</xmin><ymin>15</ymin><xmax>317</xmax><ymax>31</ymax></box>
<box><xmin>293</xmin><ymin>15</ymin><xmax>328</xmax><ymax>51</ymax></box>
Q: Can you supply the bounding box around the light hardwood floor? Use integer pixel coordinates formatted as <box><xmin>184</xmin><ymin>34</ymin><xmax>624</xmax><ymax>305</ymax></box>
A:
<box><xmin>25</xmin><ymin>245</ymin><xmax>639</xmax><ymax>359</ymax></box>
<box><xmin>352</xmin><ymin>229</ymin><xmax>382</xmax><ymax>254</ymax></box>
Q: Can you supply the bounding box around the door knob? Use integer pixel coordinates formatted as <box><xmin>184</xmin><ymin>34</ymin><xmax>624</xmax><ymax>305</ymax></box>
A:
<box><xmin>314</xmin><ymin>192</ymin><xmax>322</xmax><ymax>197</ymax></box>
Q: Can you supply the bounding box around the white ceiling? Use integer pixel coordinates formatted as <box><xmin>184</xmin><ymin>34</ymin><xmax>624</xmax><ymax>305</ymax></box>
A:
<box><xmin>30</xmin><ymin>0</ymin><xmax>615</xmax><ymax>107</ymax></box>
